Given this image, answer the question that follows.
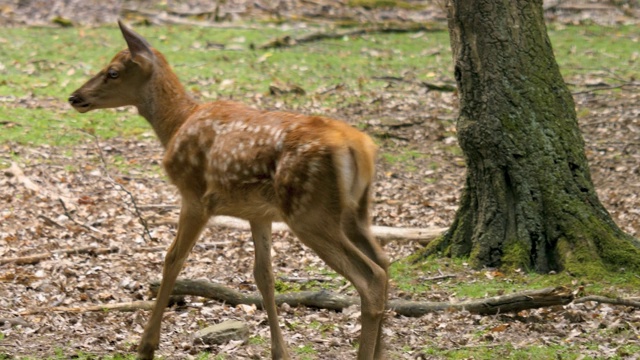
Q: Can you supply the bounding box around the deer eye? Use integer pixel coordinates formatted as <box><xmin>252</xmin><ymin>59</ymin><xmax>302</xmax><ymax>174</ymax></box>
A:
<box><xmin>107</xmin><ymin>69</ymin><xmax>119</xmax><ymax>79</ymax></box>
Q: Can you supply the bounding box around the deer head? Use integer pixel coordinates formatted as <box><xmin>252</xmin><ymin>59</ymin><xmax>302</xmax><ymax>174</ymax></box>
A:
<box><xmin>69</xmin><ymin>21</ymin><xmax>156</xmax><ymax>113</ymax></box>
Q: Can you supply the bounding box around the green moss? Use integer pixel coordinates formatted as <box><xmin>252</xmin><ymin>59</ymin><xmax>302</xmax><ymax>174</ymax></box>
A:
<box><xmin>555</xmin><ymin>209</ymin><xmax>640</xmax><ymax>277</ymax></box>
<box><xmin>411</xmin><ymin>234</ymin><xmax>447</xmax><ymax>262</ymax></box>
<box><xmin>501</xmin><ymin>241</ymin><xmax>530</xmax><ymax>270</ymax></box>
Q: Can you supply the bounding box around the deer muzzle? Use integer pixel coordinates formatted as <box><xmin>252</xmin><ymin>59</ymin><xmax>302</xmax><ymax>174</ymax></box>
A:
<box><xmin>68</xmin><ymin>93</ymin><xmax>91</xmax><ymax>113</ymax></box>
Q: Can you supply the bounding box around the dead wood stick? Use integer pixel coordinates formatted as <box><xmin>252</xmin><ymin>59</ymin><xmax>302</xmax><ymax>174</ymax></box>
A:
<box><xmin>149</xmin><ymin>279</ymin><xmax>574</xmax><ymax>316</ymax></box>
<box><xmin>120</xmin><ymin>7</ymin><xmax>259</xmax><ymax>29</ymax></box>
<box><xmin>150</xmin><ymin>279</ymin><xmax>356</xmax><ymax>311</ymax></box>
<box><xmin>420</xmin><ymin>274</ymin><xmax>456</xmax><ymax>282</ymax></box>
<box><xmin>0</xmin><ymin>317</ymin><xmax>30</xmax><ymax>327</ymax></box>
<box><xmin>572</xmin><ymin>81</ymin><xmax>639</xmax><ymax>95</ymax></box>
<box><xmin>21</xmin><ymin>300</ymin><xmax>156</xmax><ymax>315</ymax></box>
<box><xmin>151</xmin><ymin>215</ymin><xmax>447</xmax><ymax>244</ymax></box>
<box><xmin>392</xmin><ymin>286</ymin><xmax>574</xmax><ymax>316</ymax></box>
<box><xmin>257</xmin><ymin>23</ymin><xmax>446</xmax><ymax>50</ymax></box>
<box><xmin>574</xmin><ymin>295</ymin><xmax>640</xmax><ymax>309</ymax></box>
<box><xmin>0</xmin><ymin>246</ymin><xmax>119</xmax><ymax>265</ymax></box>
<box><xmin>25</xmin><ymin>286</ymin><xmax>638</xmax><ymax>317</ymax></box>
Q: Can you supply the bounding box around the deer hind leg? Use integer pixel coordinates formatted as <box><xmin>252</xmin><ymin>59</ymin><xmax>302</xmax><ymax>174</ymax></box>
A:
<box><xmin>249</xmin><ymin>220</ymin><xmax>291</xmax><ymax>360</ymax></box>
<box><xmin>287</xmin><ymin>213</ymin><xmax>387</xmax><ymax>360</ymax></box>
<box><xmin>138</xmin><ymin>197</ymin><xmax>208</xmax><ymax>360</ymax></box>
<box><xmin>342</xmin><ymin>185</ymin><xmax>389</xmax><ymax>272</ymax></box>
<box><xmin>341</xmin><ymin>188</ymin><xmax>389</xmax><ymax>359</ymax></box>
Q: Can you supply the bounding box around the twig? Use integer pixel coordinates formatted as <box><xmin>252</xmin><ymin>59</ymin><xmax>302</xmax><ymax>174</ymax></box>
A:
<box><xmin>138</xmin><ymin>204</ymin><xmax>179</xmax><ymax>211</ymax></box>
<box><xmin>257</xmin><ymin>23</ymin><xmax>446</xmax><ymax>50</ymax></box>
<box><xmin>120</xmin><ymin>7</ymin><xmax>259</xmax><ymax>30</ymax></box>
<box><xmin>85</xmin><ymin>131</ymin><xmax>155</xmax><ymax>242</ymax></box>
<box><xmin>420</xmin><ymin>274</ymin><xmax>457</xmax><ymax>282</ymax></box>
<box><xmin>572</xmin><ymin>81</ymin><xmax>639</xmax><ymax>95</ymax></box>
<box><xmin>0</xmin><ymin>317</ymin><xmax>30</xmax><ymax>327</ymax></box>
<box><xmin>574</xmin><ymin>295</ymin><xmax>640</xmax><ymax>309</ymax></box>
<box><xmin>22</xmin><ymin>300</ymin><xmax>156</xmax><ymax>315</ymax></box>
<box><xmin>278</xmin><ymin>276</ymin><xmax>334</xmax><ymax>283</ymax></box>
<box><xmin>58</xmin><ymin>198</ymin><xmax>105</xmax><ymax>238</ymax></box>
<box><xmin>421</xmin><ymin>81</ymin><xmax>457</xmax><ymax>92</ymax></box>
<box><xmin>372</xmin><ymin>76</ymin><xmax>456</xmax><ymax>92</ymax></box>
<box><xmin>36</xmin><ymin>214</ymin><xmax>65</xmax><ymax>229</ymax></box>
<box><xmin>0</xmin><ymin>246</ymin><xmax>119</xmax><ymax>265</ymax></box>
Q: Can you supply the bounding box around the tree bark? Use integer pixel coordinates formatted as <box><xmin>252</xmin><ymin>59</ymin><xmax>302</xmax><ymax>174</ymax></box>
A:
<box><xmin>424</xmin><ymin>0</ymin><xmax>640</xmax><ymax>273</ymax></box>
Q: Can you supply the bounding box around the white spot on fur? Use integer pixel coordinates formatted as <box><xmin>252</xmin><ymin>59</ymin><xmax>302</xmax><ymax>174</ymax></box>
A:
<box><xmin>189</xmin><ymin>153</ymin><xmax>199</xmax><ymax>167</ymax></box>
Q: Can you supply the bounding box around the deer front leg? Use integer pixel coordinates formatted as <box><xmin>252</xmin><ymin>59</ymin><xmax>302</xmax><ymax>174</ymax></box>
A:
<box><xmin>250</xmin><ymin>220</ymin><xmax>291</xmax><ymax>360</ymax></box>
<box><xmin>138</xmin><ymin>199</ymin><xmax>208</xmax><ymax>360</ymax></box>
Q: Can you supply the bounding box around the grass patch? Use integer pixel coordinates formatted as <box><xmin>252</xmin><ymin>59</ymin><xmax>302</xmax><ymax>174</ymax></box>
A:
<box><xmin>294</xmin><ymin>344</ymin><xmax>317</xmax><ymax>359</ymax></box>
<box><xmin>381</xmin><ymin>149</ymin><xmax>426</xmax><ymax>165</ymax></box>
<box><xmin>420</xmin><ymin>343</ymin><xmax>640</xmax><ymax>360</ymax></box>
<box><xmin>392</xmin><ymin>255</ymin><xmax>640</xmax><ymax>300</ymax></box>
<box><xmin>0</xmin><ymin>24</ymin><xmax>448</xmax><ymax>147</ymax></box>
<box><xmin>549</xmin><ymin>24</ymin><xmax>640</xmax><ymax>82</ymax></box>
<box><xmin>1</xmin><ymin>23</ymin><xmax>637</xmax><ymax>149</ymax></box>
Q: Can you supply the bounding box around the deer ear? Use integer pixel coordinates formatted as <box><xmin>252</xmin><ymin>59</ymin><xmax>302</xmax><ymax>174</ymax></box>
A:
<box><xmin>118</xmin><ymin>20</ymin><xmax>154</xmax><ymax>66</ymax></box>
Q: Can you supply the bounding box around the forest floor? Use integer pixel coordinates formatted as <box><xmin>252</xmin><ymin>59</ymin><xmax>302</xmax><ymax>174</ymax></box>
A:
<box><xmin>0</xmin><ymin>1</ymin><xmax>639</xmax><ymax>359</ymax></box>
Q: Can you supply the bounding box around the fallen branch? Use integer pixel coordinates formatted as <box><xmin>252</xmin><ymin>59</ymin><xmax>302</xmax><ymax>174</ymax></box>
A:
<box><xmin>420</xmin><ymin>274</ymin><xmax>457</xmax><ymax>282</ymax></box>
<box><xmin>372</xmin><ymin>76</ymin><xmax>456</xmax><ymax>93</ymax></box>
<box><xmin>149</xmin><ymin>279</ymin><xmax>574</xmax><ymax>316</ymax></box>
<box><xmin>0</xmin><ymin>317</ymin><xmax>30</xmax><ymax>327</ymax></box>
<box><xmin>0</xmin><ymin>246</ymin><xmax>119</xmax><ymax>265</ymax></box>
<box><xmin>22</xmin><ymin>300</ymin><xmax>156</xmax><ymax>315</ymax></box>
<box><xmin>120</xmin><ymin>7</ymin><xmax>258</xmax><ymax>29</ymax></box>
<box><xmin>572</xmin><ymin>81</ymin><xmax>639</xmax><ymax>95</ymax></box>
<box><xmin>574</xmin><ymin>295</ymin><xmax>640</xmax><ymax>309</ymax></box>
<box><xmin>25</xmin><ymin>283</ymin><xmax>640</xmax><ymax>318</ymax></box>
<box><xmin>150</xmin><ymin>215</ymin><xmax>447</xmax><ymax>245</ymax></box>
<box><xmin>257</xmin><ymin>23</ymin><xmax>446</xmax><ymax>50</ymax></box>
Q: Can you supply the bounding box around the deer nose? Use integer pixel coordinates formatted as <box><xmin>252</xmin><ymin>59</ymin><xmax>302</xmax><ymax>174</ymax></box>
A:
<box><xmin>68</xmin><ymin>94</ymin><xmax>83</xmax><ymax>105</ymax></box>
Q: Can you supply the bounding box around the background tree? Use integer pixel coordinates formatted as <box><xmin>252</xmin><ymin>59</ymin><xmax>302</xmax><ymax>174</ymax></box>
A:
<box><xmin>422</xmin><ymin>0</ymin><xmax>640</xmax><ymax>274</ymax></box>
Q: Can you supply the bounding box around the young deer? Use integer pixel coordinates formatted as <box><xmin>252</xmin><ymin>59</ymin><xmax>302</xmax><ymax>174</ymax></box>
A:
<box><xmin>69</xmin><ymin>21</ymin><xmax>388</xmax><ymax>360</ymax></box>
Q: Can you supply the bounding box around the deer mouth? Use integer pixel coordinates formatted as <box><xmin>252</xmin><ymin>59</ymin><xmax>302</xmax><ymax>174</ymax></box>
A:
<box><xmin>68</xmin><ymin>94</ymin><xmax>92</xmax><ymax>113</ymax></box>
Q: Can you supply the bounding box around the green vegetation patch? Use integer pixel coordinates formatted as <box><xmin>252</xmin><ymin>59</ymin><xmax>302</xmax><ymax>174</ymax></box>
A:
<box><xmin>1</xmin><ymin>24</ymin><xmax>637</xmax><ymax>148</ymax></box>
<box><xmin>396</xmin><ymin>255</ymin><xmax>640</xmax><ymax>299</ymax></box>
<box><xmin>0</xmin><ymin>24</ymin><xmax>450</xmax><ymax>147</ymax></box>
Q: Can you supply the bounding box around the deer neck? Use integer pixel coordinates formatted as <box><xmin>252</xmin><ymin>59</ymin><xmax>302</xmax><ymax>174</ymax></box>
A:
<box><xmin>137</xmin><ymin>66</ymin><xmax>199</xmax><ymax>149</ymax></box>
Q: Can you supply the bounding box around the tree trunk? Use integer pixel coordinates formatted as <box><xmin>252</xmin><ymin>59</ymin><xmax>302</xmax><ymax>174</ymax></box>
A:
<box><xmin>424</xmin><ymin>0</ymin><xmax>640</xmax><ymax>274</ymax></box>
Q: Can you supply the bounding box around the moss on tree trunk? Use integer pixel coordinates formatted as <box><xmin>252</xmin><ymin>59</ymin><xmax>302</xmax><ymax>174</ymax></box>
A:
<box><xmin>422</xmin><ymin>0</ymin><xmax>640</xmax><ymax>275</ymax></box>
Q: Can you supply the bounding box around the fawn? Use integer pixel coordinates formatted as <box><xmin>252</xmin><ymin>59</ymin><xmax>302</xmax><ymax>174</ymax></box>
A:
<box><xmin>69</xmin><ymin>21</ymin><xmax>388</xmax><ymax>360</ymax></box>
